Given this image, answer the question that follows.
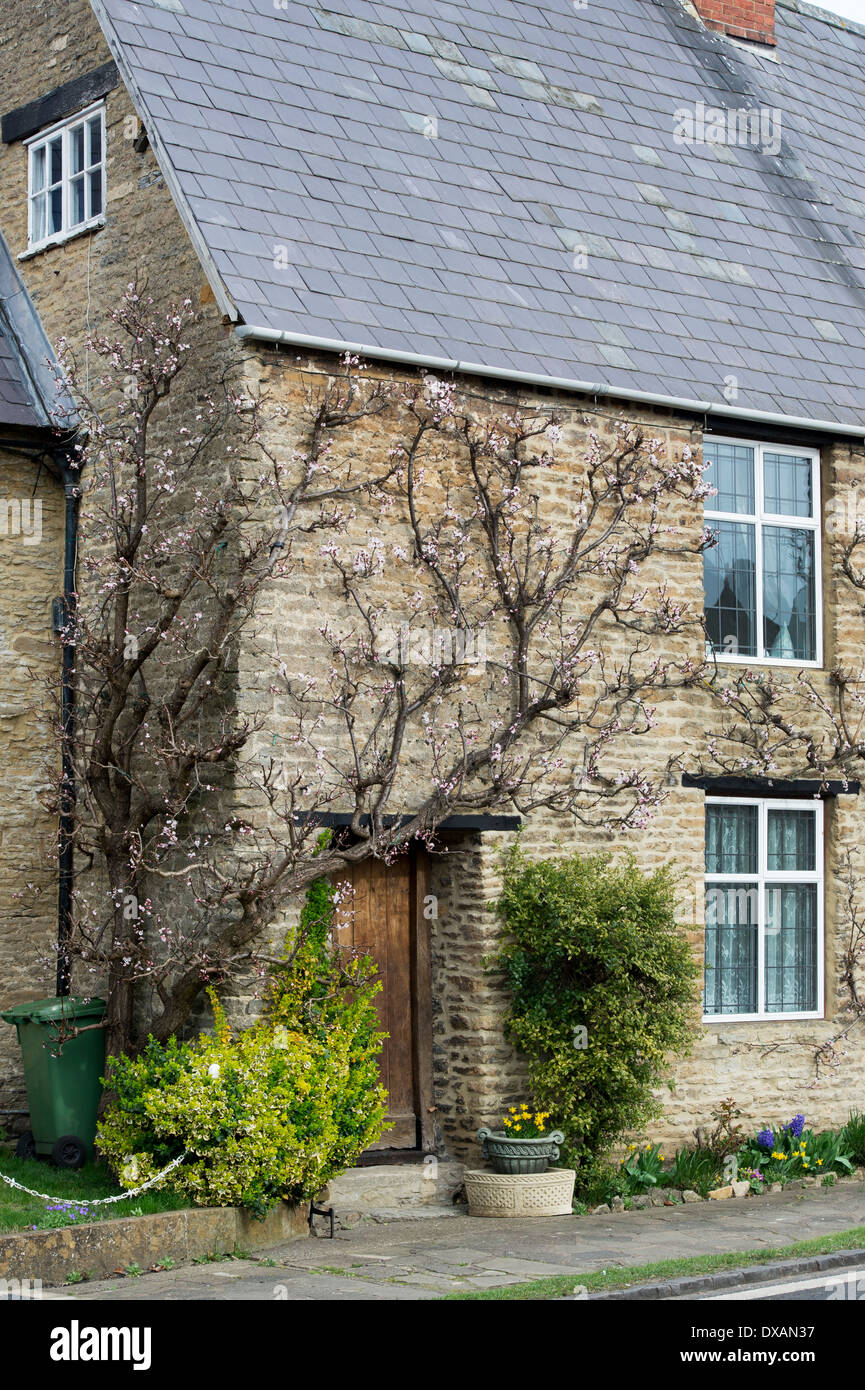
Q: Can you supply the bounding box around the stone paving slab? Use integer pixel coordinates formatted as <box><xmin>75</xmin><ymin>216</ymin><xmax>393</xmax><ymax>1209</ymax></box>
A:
<box><xmin>397</xmin><ymin>1272</ymin><xmax>467</xmax><ymax>1290</ymax></box>
<box><xmin>466</xmin><ymin>1255</ymin><xmax>580</xmax><ymax>1276</ymax></box>
<box><xmin>460</xmin><ymin>1274</ymin><xmax>527</xmax><ymax>1289</ymax></box>
<box><xmin>47</xmin><ymin>1184</ymin><xmax>865</xmax><ymax>1301</ymax></box>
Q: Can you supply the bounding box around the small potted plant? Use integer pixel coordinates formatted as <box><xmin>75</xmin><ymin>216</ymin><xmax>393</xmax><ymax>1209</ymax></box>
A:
<box><xmin>477</xmin><ymin>1105</ymin><xmax>564</xmax><ymax>1174</ymax></box>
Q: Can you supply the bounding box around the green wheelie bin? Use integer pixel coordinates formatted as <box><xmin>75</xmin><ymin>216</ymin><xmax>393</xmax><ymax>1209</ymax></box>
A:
<box><xmin>1</xmin><ymin>996</ymin><xmax>106</xmax><ymax>1169</ymax></box>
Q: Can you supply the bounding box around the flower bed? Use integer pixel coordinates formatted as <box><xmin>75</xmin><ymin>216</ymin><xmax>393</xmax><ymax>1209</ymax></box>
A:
<box><xmin>583</xmin><ymin>1170</ymin><xmax>865</xmax><ymax>1216</ymax></box>
<box><xmin>578</xmin><ymin>1105</ymin><xmax>865</xmax><ymax>1214</ymax></box>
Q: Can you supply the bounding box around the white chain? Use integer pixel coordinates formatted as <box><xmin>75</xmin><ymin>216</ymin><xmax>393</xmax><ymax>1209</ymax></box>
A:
<box><xmin>0</xmin><ymin>1151</ymin><xmax>188</xmax><ymax>1206</ymax></box>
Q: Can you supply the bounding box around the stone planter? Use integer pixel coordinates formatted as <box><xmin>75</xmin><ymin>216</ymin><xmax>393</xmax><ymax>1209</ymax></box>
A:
<box><xmin>465</xmin><ymin>1168</ymin><xmax>576</xmax><ymax>1217</ymax></box>
<box><xmin>477</xmin><ymin>1127</ymin><xmax>565</xmax><ymax>1174</ymax></box>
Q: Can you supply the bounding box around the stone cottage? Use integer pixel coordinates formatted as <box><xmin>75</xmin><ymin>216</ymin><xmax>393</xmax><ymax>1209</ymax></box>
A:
<box><xmin>2</xmin><ymin>0</ymin><xmax>865</xmax><ymax>1172</ymax></box>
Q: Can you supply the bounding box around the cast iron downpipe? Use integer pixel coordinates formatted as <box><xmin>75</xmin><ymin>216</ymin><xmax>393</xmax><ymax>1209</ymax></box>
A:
<box><xmin>55</xmin><ymin>450</ymin><xmax>80</xmax><ymax>997</ymax></box>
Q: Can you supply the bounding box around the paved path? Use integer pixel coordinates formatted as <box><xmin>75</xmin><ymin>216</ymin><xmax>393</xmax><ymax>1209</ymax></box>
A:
<box><xmin>47</xmin><ymin>1184</ymin><xmax>865</xmax><ymax>1301</ymax></box>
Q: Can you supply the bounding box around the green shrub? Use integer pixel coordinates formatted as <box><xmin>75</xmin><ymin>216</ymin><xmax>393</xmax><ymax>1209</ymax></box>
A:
<box><xmin>575</xmin><ymin>1157</ymin><xmax>626</xmax><ymax>1207</ymax></box>
<box><xmin>264</xmin><ymin>865</ymin><xmax>389</xmax><ymax>1177</ymax></box>
<box><xmin>800</xmin><ymin>1127</ymin><xmax>855</xmax><ymax>1175</ymax></box>
<box><xmin>493</xmin><ymin>846</ymin><xmax>698</xmax><ymax>1178</ymax></box>
<box><xmin>841</xmin><ymin>1111</ymin><xmax>865</xmax><ymax>1167</ymax></box>
<box><xmin>669</xmin><ymin>1146</ymin><xmax>723</xmax><ymax>1197</ymax></box>
<box><xmin>97</xmin><ymin>869</ymin><xmax>388</xmax><ymax>1217</ymax></box>
<box><xmin>619</xmin><ymin>1142</ymin><xmax>666</xmax><ymax>1194</ymax></box>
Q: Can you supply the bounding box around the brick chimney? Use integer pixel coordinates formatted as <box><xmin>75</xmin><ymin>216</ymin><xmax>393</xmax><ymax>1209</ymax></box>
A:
<box><xmin>693</xmin><ymin>0</ymin><xmax>776</xmax><ymax>46</ymax></box>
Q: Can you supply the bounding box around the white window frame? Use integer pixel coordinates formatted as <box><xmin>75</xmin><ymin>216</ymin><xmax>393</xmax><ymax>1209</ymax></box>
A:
<box><xmin>24</xmin><ymin>101</ymin><xmax>106</xmax><ymax>254</ymax></box>
<box><xmin>702</xmin><ymin>796</ymin><xmax>824</xmax><ymax>1023</ymax></box>
<box><xmin>703</xmin><ymin>435</ymin><xmax>822</xmax><ymax>668</ymax></box>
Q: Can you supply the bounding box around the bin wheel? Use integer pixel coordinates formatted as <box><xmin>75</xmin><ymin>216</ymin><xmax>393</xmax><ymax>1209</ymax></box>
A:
<box><xmin>15</xmin><ymin>1131</ymin><xmax>36</xmax><ymax>1161</ymax></box>
<box><xmin>51</xmin><ymin>1135</ymin><xmax>86</xmax><ymax>1170</ymax></box>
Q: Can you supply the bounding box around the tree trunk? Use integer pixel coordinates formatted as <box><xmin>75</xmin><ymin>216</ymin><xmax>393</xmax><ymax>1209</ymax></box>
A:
<box><xmin>102</xmin><ymin>858</ymin><xmax>138</xmax><ymax>1062</ymax></box>
<box><xmin>104</xmin><ymin>969</ymin><xmax>135</xmax><ymax>1061</ymax></box>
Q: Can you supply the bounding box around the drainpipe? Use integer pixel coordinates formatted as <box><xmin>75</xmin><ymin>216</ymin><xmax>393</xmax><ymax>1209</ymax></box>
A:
<box><xmin>55</xmin><ymin>451</ymin><xmax>80</xmax><ymax>998</ymax></box>
<box><xmin>234</xmin><ymin>324</ymin><xmax>865</xmax><ymax>440</ymax></box>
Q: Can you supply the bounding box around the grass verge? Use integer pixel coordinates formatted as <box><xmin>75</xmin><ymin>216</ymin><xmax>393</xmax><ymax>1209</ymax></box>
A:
<box><xmin>0</xmin><ymin>1147</ymin><xmax>189</xmax><ymax>1232</ymax></box>
<box><xmin>443</xmin><ymin>1226</ymin><xmax>865</xmax><ymax>1300</ymax></box>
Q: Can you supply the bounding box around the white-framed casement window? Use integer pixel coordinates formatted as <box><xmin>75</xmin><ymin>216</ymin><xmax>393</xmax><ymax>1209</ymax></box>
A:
<box><xmin>25</xmin><ymin>102</ymin><xmax>105</xmax><ymax>253</ymax></box>
<box><xmin>703</xmin><ymin>436</ymin><xmax>821</xmax><ymax>665</ymax></box>
<box><xmin>703</xmin><ymin>797</ymin><xmax>823</xmax><ymax>1022</ymax></box>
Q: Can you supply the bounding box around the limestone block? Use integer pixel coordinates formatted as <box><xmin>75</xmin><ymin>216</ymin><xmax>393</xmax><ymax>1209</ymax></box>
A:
<box><xmin>328</xmin><ymin>1161</ymin><xmax>464</xmax><ymax>1213</ymax></box>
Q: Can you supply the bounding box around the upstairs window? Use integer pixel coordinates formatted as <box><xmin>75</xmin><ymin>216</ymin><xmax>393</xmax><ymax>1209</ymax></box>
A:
<box><xmin>703</xmin><ymin>797</ymin><xmax>823</xmax><ymax>1021</ymax></box>
<box><xmin>26</xmin><ymin>103</ymin><xmax>105</xmax><ymax>252</ymax></box>
<box><xmin>703</xmin><ymin>437</ymin><xmax>821</xmax><ymax>664</ymax></box>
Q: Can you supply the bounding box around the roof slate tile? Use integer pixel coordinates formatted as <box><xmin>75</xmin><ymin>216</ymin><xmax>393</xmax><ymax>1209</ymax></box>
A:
<box><xmin>90</xmin><ymin>0</ymin><xmax>865</xmax><ymax>423</ymax></box>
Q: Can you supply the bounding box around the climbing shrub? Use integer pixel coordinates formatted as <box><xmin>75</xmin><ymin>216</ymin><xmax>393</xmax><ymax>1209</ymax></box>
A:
<box><xmin>494</xmin><ymin>846</ymin><xmax>698</xmax><ymax>1180</ymax></box>
<box><xmin>97</xmin><ymin>868</ymin><xmax>388</xmax><ymax>1216</ymax></box>
<box><xmin>265</xmin><ymin>865</ymin><xmax>390</xmax><ymax>1177</ymax></box>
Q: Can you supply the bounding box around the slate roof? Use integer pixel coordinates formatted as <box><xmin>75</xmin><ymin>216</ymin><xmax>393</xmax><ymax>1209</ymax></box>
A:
<box><xmin>0</xmin><ymin>230</ymin><xmax>57</xmax><ymax>431</ymax></box>
<box><xmin>90</xmin><ymin>0</ymin><xmax>865</xmax><ymax>427</ymax></box>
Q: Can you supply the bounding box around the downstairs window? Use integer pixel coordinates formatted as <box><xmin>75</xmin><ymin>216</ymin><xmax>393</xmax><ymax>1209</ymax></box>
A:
<box><xmin>703</xmin><ymin>797</ymin><xmax>823</xmax><ymax>1020</ymax></box>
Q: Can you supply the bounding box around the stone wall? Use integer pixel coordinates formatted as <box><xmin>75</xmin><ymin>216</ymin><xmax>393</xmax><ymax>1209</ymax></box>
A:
<box><xmin>0</xmin><ymin>456</ymin><xmax>65</xmax><ymax>1105</ymax></box>
<box><xmin>427</xmin><ymin>831</ymin><xmax>530</xmax><ymax>1157</ymax></box>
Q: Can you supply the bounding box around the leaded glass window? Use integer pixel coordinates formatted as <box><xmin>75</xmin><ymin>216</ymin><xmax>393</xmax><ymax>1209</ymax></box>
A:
<box><xmin>703</xmin><ymin>440</ymin><xmax>820</xmax><ymax>664</ymax></box>
<box><xmin>704</xmin><ymin>799</ymin><xmax>822</xmax><ymax>1019</ymax></box>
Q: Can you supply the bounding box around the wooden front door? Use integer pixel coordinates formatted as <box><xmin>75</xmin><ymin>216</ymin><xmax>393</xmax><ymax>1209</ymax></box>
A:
<box><xmin>333</xmin><ymin>848</ymin><xmax>433</xmax><ymax>1151</ymax></box>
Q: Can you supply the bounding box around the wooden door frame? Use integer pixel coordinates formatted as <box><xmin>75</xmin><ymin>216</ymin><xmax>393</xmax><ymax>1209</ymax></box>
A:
<box><xmin>409</xmin><ymin>844</ymin><xmax>436</xmax><ymax>1154</ymax></box>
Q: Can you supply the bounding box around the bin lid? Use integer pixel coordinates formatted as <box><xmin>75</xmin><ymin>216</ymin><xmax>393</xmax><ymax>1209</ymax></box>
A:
<box><xmin>0</xmin><ymin>995</ymin><xmax>106</xmax><ymax>1025</ymax></box>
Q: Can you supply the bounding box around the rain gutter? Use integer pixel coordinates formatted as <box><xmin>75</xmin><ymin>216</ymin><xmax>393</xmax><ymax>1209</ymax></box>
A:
<box><xmin>234</xmin><ymin>325</ymin><xmax>865</xmax><ymax>439</ymax></box>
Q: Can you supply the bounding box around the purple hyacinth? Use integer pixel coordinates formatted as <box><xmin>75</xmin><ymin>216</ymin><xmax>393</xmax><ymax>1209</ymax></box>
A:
<box><xmin>757</xmin><ymin>1128</ymin><xmax>774</xmax><ymax>1150</ymax></box>
<box><xmin>785</xmin><ymin>1113</ymin><xmax>805</xmax><ymax>1139</ymax></box>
